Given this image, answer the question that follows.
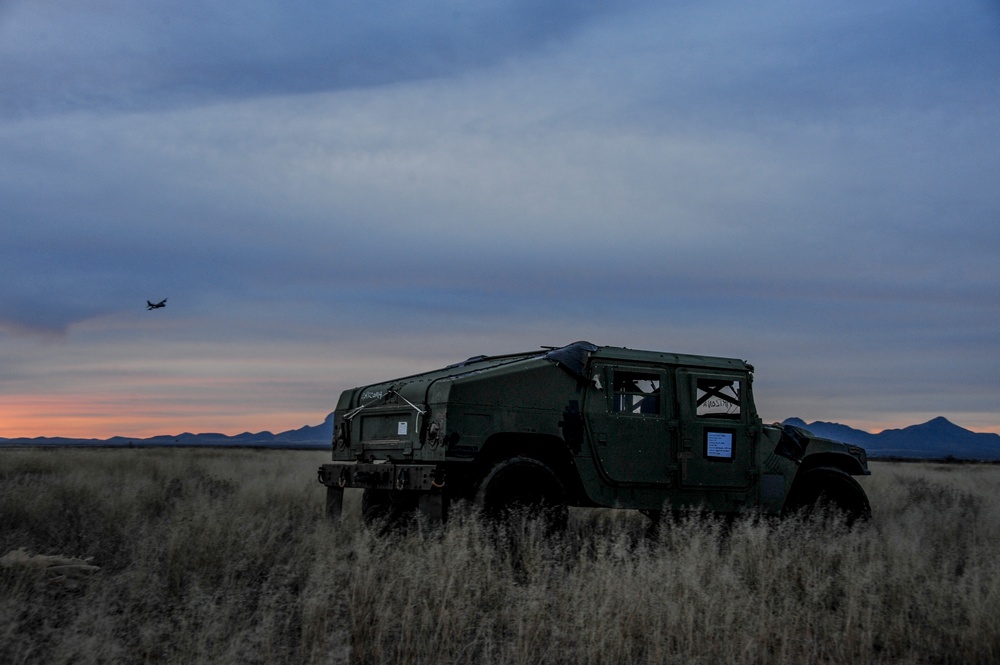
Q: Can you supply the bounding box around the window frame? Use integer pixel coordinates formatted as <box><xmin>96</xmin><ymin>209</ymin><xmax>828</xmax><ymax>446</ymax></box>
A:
<box><xmin>610</xmin><ymin>368</ymin><xmax>664</xmax><ymax>417</ymax></box>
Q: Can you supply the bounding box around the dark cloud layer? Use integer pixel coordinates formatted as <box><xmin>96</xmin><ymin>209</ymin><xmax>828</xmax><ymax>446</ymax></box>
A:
<box><xmin>0</xmin><ymin>0</ymin><xmax>631</xmax><ymax>118</ymax></box>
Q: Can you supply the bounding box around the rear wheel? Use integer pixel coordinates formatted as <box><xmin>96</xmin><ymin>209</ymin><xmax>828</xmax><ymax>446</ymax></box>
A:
<box><xmin>785</xmin><ymin>466</ymin><xmax>871</xmax><ymax>525</ymax></box>
<box><xmin>476</xmin><ymin>456</ymin><xmax>568</xmax><ymax>532</ymax></box>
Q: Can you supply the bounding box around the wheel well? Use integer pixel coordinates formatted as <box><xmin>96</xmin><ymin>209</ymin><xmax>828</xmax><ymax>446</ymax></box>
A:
<box><xmin>474</xmin><ymin>433</ymin><xmax>586</xmax><ymax>504</ymax></box>
<box><xmin>475</xmin><ymin>455</ymin><xmax>570</xmax><ymax>531</ymax></box>
<box><xmin>799</xmin><ymin>451</ymin><xmax>866</xmax><ymax>476</ymax></box>
<box><xmin>785</xmin><ymin>464</ymin><xmax>872</xmax><ymax>522</ymax></box>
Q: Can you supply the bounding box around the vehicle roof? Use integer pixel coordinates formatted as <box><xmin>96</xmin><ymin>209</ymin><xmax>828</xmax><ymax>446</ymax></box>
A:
<box><xmin>353</xmin><ymin>341</ymin><xmax>751</xmax><ymax>387</ymax></box>
<box><xmin>589</xmin><ymin>345</ymin><xmax>752</xmax><ymax>372</ymax></box>
<box><xmin>373</xmin><ymin>341</ymin><xmax>752</xmax><ymax>385</ymax></box>
<box><xmin>344</xmin><ymin>341</ymin><xmax>753</xmax><ymax>410</ymax></box>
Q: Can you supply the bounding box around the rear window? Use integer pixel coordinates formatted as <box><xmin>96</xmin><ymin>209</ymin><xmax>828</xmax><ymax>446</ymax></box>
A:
<box><xmin>695</xmin><ymin>378</ymin><xmax>741</xmax><ymax>419</ymax></box>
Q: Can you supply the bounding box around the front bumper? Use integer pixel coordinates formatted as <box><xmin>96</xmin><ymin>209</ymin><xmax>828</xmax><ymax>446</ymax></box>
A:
<box><xmin>318</xmin><ymin>462</ymin><xmax>443</xmax><ymax>491</ymax></box>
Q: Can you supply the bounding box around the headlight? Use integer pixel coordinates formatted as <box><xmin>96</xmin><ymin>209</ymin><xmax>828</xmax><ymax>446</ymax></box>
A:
<box><xmin>427</xmin><ymin>421</ymin><xmax>441</xmax><ymax>448</ymax></box>
<box><xmin>334</xmin><ymin>422</ymin><xmax>349</xmax><ymax>448</ymax></box>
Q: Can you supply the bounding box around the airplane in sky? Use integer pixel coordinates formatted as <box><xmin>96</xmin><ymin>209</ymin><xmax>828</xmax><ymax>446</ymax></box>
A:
<box><xmin>146</xmin><ymin>298</ymin><xmax>167</xmax><ymax>310</ymax></box>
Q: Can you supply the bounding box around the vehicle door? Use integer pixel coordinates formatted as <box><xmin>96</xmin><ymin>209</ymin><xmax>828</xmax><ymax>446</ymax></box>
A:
<box><xmin>583</xmin><ymin>363</ymin><xmax>676</xmax><ymax>485</ymax></box>
<box><xmin>675</xmin><ymin>370</ymin><xmax>755</xmax><ymax>490</ymax></box>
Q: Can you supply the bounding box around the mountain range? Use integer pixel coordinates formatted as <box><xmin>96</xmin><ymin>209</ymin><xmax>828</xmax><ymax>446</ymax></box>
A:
<box><xmin>2</xmin><ymin>413</ymin><xmax>999</xmax><ymax>460</ymax></box>
<box><xmin>0</xmin><ymin>413</ymin><xmax>335</xmax><ymax>450</ymax></box>
<box><xmin>781</xmin><ymin>416</ymin><xmax>1000</xmax><ymax>461</ymax></box>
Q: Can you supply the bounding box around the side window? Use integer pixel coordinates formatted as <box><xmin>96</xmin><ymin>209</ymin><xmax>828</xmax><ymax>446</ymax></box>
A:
<box><xmin>613</xmin><ymin>371</ymin><xmax>660</xmax><ymax>415</ymax></box>
<box><xmin>695</xmin><ymin>378</ymin><xmax>741</xmax><ymax>419</ymax></box>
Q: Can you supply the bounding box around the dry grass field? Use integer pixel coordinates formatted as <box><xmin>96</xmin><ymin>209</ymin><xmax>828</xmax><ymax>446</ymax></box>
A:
<box><xmin>1</xmin><ymin>448</ymin><xmax>998</xmax><ymax>664</ymax></box>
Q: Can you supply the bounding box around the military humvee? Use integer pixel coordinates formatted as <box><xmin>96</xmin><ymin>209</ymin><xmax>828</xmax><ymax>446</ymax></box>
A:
<box><xmin>318</xmin><ymin>341</ymin><xmax>871</xmax><ymax>526</ymax></box>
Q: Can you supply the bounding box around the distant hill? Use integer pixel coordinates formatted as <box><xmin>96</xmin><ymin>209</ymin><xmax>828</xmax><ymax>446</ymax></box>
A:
<box><xmin>4</xmin><ymin>412</ymin><xmax>998</xmax><ymax>460</ymax></box>
<box><xmin>782</xmin><ymin>416</ymin><xmax>1000</xmax><ymax>461</ymax></box>
<box><xmin>0</xmin><ymin>412</ymin><xmax>335</xmax><ymax>450</ymax></box>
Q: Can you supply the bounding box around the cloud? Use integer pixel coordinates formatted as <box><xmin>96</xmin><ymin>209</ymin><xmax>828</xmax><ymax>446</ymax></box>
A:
<box><xmin>0</xmin><ymin>0</ymin><xmax>636</xmax><ymax>118</ymax></box>
<box><xmin>4</xmin><ymin>50</ymin><xmax>998</xmax><ymax>331</ymax></box>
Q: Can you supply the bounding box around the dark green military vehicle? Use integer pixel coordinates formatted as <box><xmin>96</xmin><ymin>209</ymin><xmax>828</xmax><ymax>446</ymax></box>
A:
<box><xmin>318</xmin><ymin>342</ymin><xmax>870</xmax><ymax>525</ymax></box>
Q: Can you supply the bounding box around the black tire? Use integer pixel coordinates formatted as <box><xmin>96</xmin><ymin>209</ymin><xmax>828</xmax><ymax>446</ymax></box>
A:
<box><xmin>361</xmin><ymin>489</ymin><xmax>417</xmax><ymax>528</ymax></box>
<box><xmin>785</xmin><ymin>466</ymin><xmax>872</xmax><ymax>525</ymax></box>
<box><xmin>476</xmin><ymin>456</ymin><xmax>569</xmax><ymax>532</ymax></box>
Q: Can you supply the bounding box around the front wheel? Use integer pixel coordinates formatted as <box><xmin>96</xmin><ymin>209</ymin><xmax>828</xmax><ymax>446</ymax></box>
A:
<box><xmin>785</xmin><ymin>466</ymin><xmax>871</xmax><ymax>525</ymax></box>
<box><xmin>476</xmin><ymin>456</ymin><xmax>569</xmax><ymax>532</ymax></box>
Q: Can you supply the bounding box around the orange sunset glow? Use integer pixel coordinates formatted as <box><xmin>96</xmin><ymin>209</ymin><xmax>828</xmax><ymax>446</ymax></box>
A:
<box><xmin>1</xmin><ymin>394</ymin><xmax>327</xmax><ymax>440</ymax></box>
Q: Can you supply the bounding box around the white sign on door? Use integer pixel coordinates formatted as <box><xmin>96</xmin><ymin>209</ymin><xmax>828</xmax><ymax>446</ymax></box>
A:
<box><xmin>706</xmin><ymin>431</ymin><xmax>733</xmax><ymax>459</ymax></box>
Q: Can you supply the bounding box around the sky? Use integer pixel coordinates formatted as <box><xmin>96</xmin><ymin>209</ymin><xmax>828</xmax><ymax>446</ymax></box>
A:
<box><xmin>1</xmin><ymin>0</ymin><xmax>999</xmax><ymax>438</ymax></box>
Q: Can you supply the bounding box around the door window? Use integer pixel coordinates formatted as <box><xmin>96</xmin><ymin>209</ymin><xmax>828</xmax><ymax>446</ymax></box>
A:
<box><xmin>613</xmin><ymin>371</ymin><xmax>661</xmax><ymax>415</ymax></box>
<box><xmin>695</xmin><ymin>378</ymin><xmax>741</xmax><ymax>419</ymax></box>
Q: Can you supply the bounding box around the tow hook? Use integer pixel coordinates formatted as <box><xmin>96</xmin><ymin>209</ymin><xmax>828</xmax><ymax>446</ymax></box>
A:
<box><xmin>396</xmin><ymin>468</ymin><xmax>409</xmax><ymax>490</ymax></box>
<box><xmin>431</xmin><ymin>467</ymin><xmax>446</xmax><ymax>489</ymax></box>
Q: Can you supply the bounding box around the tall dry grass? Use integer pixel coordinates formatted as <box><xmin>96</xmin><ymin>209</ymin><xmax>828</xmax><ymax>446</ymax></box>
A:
<box><xmin>1</xmin><ymin>449</ymin><xmax>998</xmax><ymax>664</ymax></box>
